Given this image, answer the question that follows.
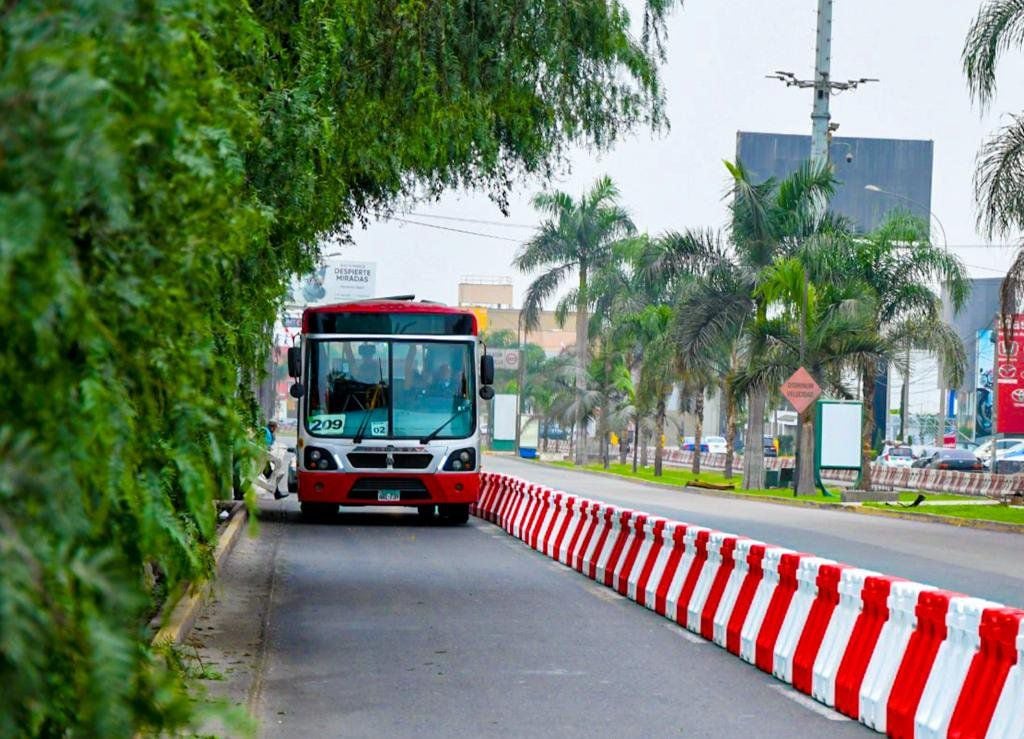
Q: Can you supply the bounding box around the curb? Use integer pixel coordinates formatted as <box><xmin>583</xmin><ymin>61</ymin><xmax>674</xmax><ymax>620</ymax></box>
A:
<box><xmin>525</xmin><ymin>460</ymin><xmax>1024</xmax><ymax>536</ymax></box>
<box><xmin>151</xmin><ymin>501</ymin><xmax>250</xmax><ymax>646</ymax></box>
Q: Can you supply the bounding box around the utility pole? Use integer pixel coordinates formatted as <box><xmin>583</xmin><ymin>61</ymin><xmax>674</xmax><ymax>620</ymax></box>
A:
<box><xmin>810</xmin><ymin>0</ymin><xmax>834</xmax><ymax>166</ymax></box>
<box><xmin>766</xmin><ymin>0</ymin><xmax>876</xmax><ymax>494</ymax></box>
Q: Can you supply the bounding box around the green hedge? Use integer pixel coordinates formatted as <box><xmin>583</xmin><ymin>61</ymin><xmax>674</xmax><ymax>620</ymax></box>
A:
<box><xmin>0</xmin><ymin>1</ymin><xmax>676</xmax><ymax>734</ymax></box>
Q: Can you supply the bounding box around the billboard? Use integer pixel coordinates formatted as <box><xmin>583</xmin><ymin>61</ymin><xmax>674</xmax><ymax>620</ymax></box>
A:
<box><xmin>996</xmin><ymin>315</ymin><xmax>1024</xmax><ymax>434</ymax></box>
<box><xmin>735</xmin><ymin>132</ymin><xmax>934</xmax><ymax>235</ymax></box>
<box><xmin>285</xmin><ymin>260</ymin><xmax>377</xmax><ymax>306</ymax></box>
<box><xmin>976</xmin><ymin>329</ymin><xmax>994</xmax><ymax>439</ymax></box>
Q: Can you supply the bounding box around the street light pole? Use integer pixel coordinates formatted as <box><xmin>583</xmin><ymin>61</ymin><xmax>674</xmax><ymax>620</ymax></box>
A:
<box><xmin>863</xmin><ymin>185</ymin><xmax>948</xmax><ymax>248</ymax></box>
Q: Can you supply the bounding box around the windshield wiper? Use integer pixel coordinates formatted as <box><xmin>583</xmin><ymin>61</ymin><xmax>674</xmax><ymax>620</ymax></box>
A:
<box><xmin>353</xmin><ymin>359</ymin><xmax>386</xmax><ymax>444</ymax></box>
<box><xmin>419</xmin><ymin>405</ymin><xmax>469</xmax><ymax>445</ymax></box>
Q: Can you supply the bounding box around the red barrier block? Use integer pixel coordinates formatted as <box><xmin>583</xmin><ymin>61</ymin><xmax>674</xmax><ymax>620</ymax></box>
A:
<box><xmin>947</xmin><ymin>607</ymin><xmax>1024</xmax><ymax>739</ymax></box>
<box><xmin>674</xmin><ymin>529</ymin><xmax>712</xmax><ymax>625</ymax></box>
<box><xmin>755</xmin><ymin>552</ymin><xmax>805</xmax><ymax>673</ymax></box>
<box><xmin>584</xmin><ymin>507</ymin><xmax>617</xmax><ymax>580</ymax></box>
<box><xmin>548</xmin><ymin>496</ymin><xmax>578</xmax><ymax>562</ymax></box>
<box><xmin>601</xmin><ymin>511</ymin><xmax>635</xmax><ymax>587</ymax></box>
<box><xmin>792</xmin><ymin>563</ymin><xmax>847</xmax><ymax>695</ymax></box>
<box><xmin>700</xmin><ymin>536</ymin><xmax>740</xmax><ymax>640</ymax></box>
<box><xmin>570</xmin><ymin>502</ymin><xmax>601</xmax><ymax>572</ymax></box>
<box><xmin>834</xmin><ymin>575</ymin><xmax>899</xmax><ymax>719</ymax></box>
<box><xmin>634</xmin><ymin>519</ymin><xmax>668</xmax><ymax>608</ymax></box>
<box><xmin>886</xmin><ymin>589</ymin><xmax>957</xmax><ymax>738</ymax></box>
<box><xmin>726</xmin><ymin>544</ymin><xmax>767</xmax><ymax>655</ymax></box>
<box><xmin>653</xmin><ymin>525</ymin><xmax>689</xmax><ymax>617</ymax></box>
<box><xmin>565</xmin><ymin>501</ymin><xmax>593</xmax><ymax>570</ymax></box>
<box><xmin>615</xmin><ymin>514</ymin><xmax>649</xmax><ymax>595</ymax></box>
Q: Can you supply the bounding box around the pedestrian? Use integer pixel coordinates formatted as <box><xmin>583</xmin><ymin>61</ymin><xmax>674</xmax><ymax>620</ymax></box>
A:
<box><xmin>256</xmin><ymin>420</ymin><xmax>288</xmax><ymax>499</ymax></box>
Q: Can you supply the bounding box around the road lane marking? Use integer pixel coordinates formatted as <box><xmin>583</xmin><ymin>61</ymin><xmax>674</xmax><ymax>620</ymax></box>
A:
<box><xmin>767</xmin><ymin>684</ymin><xmax>850</xmax><ymax>722</ymax></box>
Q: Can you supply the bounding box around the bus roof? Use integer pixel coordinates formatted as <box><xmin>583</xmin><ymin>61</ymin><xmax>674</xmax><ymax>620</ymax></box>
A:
<box><xmin>302</xmin><ymin>299</ymin><xmax>478</xmax><ymax>335</ymax></box>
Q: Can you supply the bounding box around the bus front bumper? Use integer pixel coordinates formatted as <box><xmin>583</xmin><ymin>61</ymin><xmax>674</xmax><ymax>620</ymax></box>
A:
<box><xmin>297</xmin><ymin>470</ymin><xmax>480</xmax><ymax>506</ymax></box>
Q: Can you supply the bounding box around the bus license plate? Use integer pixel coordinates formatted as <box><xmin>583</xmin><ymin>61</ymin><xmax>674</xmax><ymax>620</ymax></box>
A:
<box><xmin>377</xmin><ymin>489</ymin><xmax>401</xmax><ymax>502</ymax></box>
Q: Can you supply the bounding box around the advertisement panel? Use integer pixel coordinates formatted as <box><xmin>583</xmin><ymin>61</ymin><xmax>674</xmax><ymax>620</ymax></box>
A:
<box><xmin>975</xmin><ymin>328</ymin><xmax>994</xmax><ymax>439</ymax></box>
<box><xmin>285</xmin><ymin>260</ymin><xmax>377</xmax><ymax>306</ymax></box>
<box><xmin>996</xmin><ymin>315</ymin><xmax>1024</xmax><ymax>434</ymax></box>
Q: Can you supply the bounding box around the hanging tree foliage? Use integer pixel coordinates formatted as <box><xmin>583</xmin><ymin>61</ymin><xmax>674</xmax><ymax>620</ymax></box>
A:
<box><xmin>0</xmin><ymin>0</ymin><xmax>680</xmax><ymax>734</ymax></box>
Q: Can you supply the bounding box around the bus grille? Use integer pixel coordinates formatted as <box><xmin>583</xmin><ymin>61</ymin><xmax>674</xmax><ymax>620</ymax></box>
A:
<box><xmin>347</xmin><ymin>453</ymin><xmax>433</xmax><ymax>470</ymax></box>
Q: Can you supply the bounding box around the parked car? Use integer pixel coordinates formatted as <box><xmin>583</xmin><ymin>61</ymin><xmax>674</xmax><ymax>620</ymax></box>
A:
<box><xmin>540</xmin><ymin>424</ymin><xmax>569</xmax><ymax>441</ymax></box>
<box><xmin>916</xmin><ymin>448</ymin><xmax>984</xmax><ymax>472</ymax></box>
<box><xmin>763</xmin><ymin>435</ymin><xmax>778</xmax><ymax>458</ymax></box>
<box><xmin>681</xmin><ymin>436</ymin><xmax>710</xmax><ymax>453</ymax></box>
<box><xmin>877</xmin><ymin>445</ymin><xmax>915</xmax><ymax>468</ymax></box>
<box><xmin>703</xmin><ymin>435</ymin><xmax>728</xmax><ymax>454</ymax></box>
<box><xmin>975</xmin><ymin>437</ymin><xmax>1024</xmax><ymax>464</ymax></box>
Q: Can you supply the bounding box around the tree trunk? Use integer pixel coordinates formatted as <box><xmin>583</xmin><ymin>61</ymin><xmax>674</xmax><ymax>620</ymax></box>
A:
<box><xmin>654</xmin><ymin>399</ymin><xmax>666</xmax><ymax>477</ymax></box>
<box><xmin>619</xmin><ymin>425</ymin><xmax>629</xmax><ymax>465</ymax></box>
<box><xmin>742</xmin><ymin>386</ymin><xmax>766</xmax><ymax>490</ymax></box>
<box><xmin>796</xmin><ymin>409</ymin><xmax>816</xmax><ymax>495</ymax></box>
<box><xmin>856</xmin><ymin>363</ymin><xmax>876</xmax><ymax>491</ymax></box>
<box><xmin>542</xmin><ymin>418</ymin><xmax>550</xmax><ymax>453</ymax></box>
<box><xmin>640</xmin><ymin>426</ymin><xmax>649</xmax><ymax>469</ymax></box>
<box><xmin>724</xmin><ymin>381</ymin><xmax>736</xmax><ymax>479</ymax></box>
<box><xmin>573</xmin><ymin>269</ymin><xmax>590</xmax><ymax>465</ymax></box>
<box><xmin>692</xmin><ymin>388</ymin><xmax>705</xmax><ymax>475</ymax></box>
<box><xmin>632</xmin><ymin>421</ymin><xmax>640</xmax><ymax>472</ymax></box>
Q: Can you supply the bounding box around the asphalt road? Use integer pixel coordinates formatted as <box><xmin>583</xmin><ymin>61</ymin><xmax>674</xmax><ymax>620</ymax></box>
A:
<box><xmin>193</xmin><ymin>498</ymin><xmax>870</xmax><ymax>737</ymax></box>
<box><xmin>483</xmin><ymin>455</ymin><xmax>1024</xmax><ymax>607</ymax></box>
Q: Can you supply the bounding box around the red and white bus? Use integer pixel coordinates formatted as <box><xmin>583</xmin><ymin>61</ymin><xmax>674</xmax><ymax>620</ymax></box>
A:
<box><xmin>286</xmin><ymin>298</ymin><xmax>495</xmax><ymax>523</ymax></box>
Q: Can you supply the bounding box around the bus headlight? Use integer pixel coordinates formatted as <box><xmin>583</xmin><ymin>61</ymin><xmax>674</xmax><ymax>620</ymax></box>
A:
<box><xmin>443</xmin><ymin>448</ymin><xmax>476</xmax><ymax>471</ymax></box>
<box><xmin>304</xmin><ymin>447</ymin><xmax>337</xmax><ymax>470</ymax></box>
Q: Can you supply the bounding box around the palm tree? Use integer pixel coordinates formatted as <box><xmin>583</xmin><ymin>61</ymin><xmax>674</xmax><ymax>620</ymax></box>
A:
<box><xmin>737</xmin><ymin>254</ymin><xmax>887</xmax><ymax>494</ymax></box>
<box><xmin>964</xmin><ymin>2</ymin><xmax>1024</xmax><ymax>315</ymax></box>
<box><xmin>664</xmin><ymin>161</ymin><xmax>839</xmax><ymax>490</ymax></box>
<box><xmin>515</xmin><ymin>176</ymin><xmax>635</xmax><ymax>465</ymax></box>
<box><xmin>804</xmin><ymin>213</ymin><xmax>968</xmax><ymax>488</ymax></box>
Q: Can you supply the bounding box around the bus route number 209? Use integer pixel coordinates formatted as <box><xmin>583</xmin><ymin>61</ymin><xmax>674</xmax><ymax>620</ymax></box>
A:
<box><xmin>309</xmin><ymin>414</ymin><xmax>346</xmax><ymax>434</ymax></box>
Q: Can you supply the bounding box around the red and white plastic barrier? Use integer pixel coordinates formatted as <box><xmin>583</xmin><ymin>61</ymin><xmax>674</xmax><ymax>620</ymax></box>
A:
<box><xmin>473</xmin><ymin>471</ymin><xmax>1024</xmax><ymax>738</ymax></box>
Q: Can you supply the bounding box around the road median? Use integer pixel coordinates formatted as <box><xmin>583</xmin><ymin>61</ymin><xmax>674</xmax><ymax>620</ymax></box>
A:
<box><xmin>528</xmin><ymin>459</ymin><xmax>1024</xmax><ymax>534</ymax></box>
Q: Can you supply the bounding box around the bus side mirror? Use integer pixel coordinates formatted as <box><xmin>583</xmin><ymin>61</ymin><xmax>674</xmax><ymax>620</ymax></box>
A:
<box><xmin>287</xmin><ymin>346</ymin><xmax>301</xmax><ymax>378</ymax></box>
<box><xmin>480</xmin><ymin>354</ymin><xmax>495</xmax><ymax>386</ymax></box>
<box><xmin>479</xmin><ymin>385</ymin><xmax>495</xmax><ymax>400</ymax></box>
<box><xmin>290</xmin><ymin>382</ymin><xmax>305</xmax><ymax>398</ymax></box>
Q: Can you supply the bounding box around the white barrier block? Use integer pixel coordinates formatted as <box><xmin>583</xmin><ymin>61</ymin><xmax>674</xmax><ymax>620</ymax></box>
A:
<box><xmin>859</xmin><ymin>580</ymin><xmax>934</xmax><ymax>731</ymax></box>
<box><xmin>740</xmin><ymin>547</ymin><xmax>793</xmax><ymax>664</ymax></box>
<box><xmin>915</xmin><ymin>596</ymin><xmax>997</xmax><ymax>739</ymax></box>
<box><xmin>685</xmin><ymin>531</ymin><xmax>731</xmax><ymax>633</ymax></box>
<box><xmin>812</xmin><ymin>568</ymin><xmax>878</xmax><ymax>707</ymax></box>
<box><xmin>555</xmin><ymin>499</ymin><xmax>586</xmax><ymax>565</ymax></box>
<box><xmin>665</xmin><ymin>526</ymin><xmax>710</xmax><ymax>623</ymax></box>
<box><xmin>987</xmin><ymin>617</ymin><xmax>1024</xmax><ymax>739</ymax></box>
<box><xmin>581</xmin><ymin>506</ymin><xmax>615</xmax><ymax>578</ymax></box>
<box><xmin>593</xmin><ymin>509</ymin><xmax>627</xmax><ymax>584</ymax></box>
<box><xmin>773</xmin><ymin>556</ymin><xmax>835</xmax><ymax>684</ymax></box>
<box><xmin>713</xmin><ymin>538</ymin><xmax>764</xmax><ymax>648</ymax></box>
<box><xmin>643</xmin><ymin>522</ymin><xmax>683</xmax><ymax>611</ymax></box>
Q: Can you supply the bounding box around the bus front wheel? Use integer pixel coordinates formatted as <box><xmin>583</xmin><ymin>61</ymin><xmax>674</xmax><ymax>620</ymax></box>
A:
<box><xmin>439</xmin><ymin>504</ymin><xmax>469</xmax><ymax>525</ymax></box>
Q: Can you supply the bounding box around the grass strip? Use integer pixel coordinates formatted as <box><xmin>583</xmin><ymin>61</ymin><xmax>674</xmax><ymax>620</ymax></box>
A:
<box><xmin>545</xmin><ymin>461</ymin><xmax>986</xmax><ymax>506</ymax></box>
<box><xmin>863</xmin><ymin>502</ymin><xmax>1024</xmax><ymax>525</ymax></box>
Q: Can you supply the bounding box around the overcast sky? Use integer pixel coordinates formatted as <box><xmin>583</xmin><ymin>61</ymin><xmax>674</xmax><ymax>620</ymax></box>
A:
<box><xmin>335</xmin><ymin>0</ymin><xmax>1024</xmax><ymax>307</ymax></box>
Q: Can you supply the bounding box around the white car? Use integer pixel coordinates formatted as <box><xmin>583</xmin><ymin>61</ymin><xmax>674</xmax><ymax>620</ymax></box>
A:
<box><xmin>877</xmin><ymin>445</ymin><xmax>915</xmax><ymax>468</ymax></box>
<box><xmin>704</xmin><ymin>436</ymin><xmax>728</xmax><ymax>454</ymax></box>
<box><xmin>975</xmin><ymin>438</ymin><xmax>1024</xmax><ymax>464</ymax></box>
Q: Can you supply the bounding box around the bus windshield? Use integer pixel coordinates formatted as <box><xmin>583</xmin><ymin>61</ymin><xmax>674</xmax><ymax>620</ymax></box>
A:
<box><xmin>305</xmin><ymin>339</ymin><xmax>475</xmax><ymax>440</ymax></box>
